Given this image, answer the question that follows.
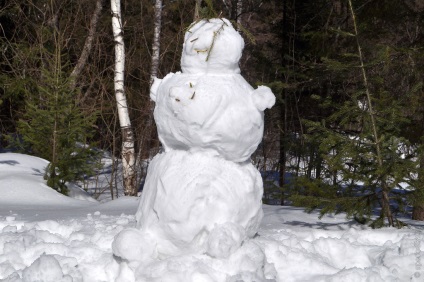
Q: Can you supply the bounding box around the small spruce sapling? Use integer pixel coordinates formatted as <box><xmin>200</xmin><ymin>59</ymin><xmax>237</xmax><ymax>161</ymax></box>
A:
<box><xmin>16</xmin><ymin>31</ymin><xmax>100</xmax><ymax>195</ymax></box>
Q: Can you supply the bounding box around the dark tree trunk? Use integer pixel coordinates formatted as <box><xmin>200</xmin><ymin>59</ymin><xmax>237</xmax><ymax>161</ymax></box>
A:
<box><xmin>278</xmin><ymin>0</ymin><xmax>289</xmax><ymax>206</ymax></box>
<box><xmin>70</xmin><ymin>0</ymin><xmax>105</xmax><ymax>89</ymax></box>
<box><xmin>279</xmin><ymin>99</ymin><xmax>286</xmax><ymax>206</ymax></box>
<box><xmin>412</xmin><ymin>205</ymin><xmax>424</xmax><ymax>220</ymax></box>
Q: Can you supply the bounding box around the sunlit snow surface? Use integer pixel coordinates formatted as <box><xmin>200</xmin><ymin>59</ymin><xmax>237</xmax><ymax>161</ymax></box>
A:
<box><xmin>0</xmin><ymin>153</ymin><xmax>423</xmax><ymax>281</ymax></box>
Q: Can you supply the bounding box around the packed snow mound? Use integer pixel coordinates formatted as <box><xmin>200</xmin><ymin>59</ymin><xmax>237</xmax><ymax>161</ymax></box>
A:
<box><xmin>0</xmin><ymin>153</ymin><xmax>48</xmax><ymax>173</ymax></box>
<box><xmin>0</xmin><ymin>153</ymin><xmax>96</xmax><ymax>206</ymax></box>
<box><xmin>1</xmin><ymin>202</ymin><xmax>424</xmax><ymax>282</ymax></box>
<box><xmin>134</xmin><ymin>150</ymin><xmax>263</xmax><ymax>257</ymax></box>
<box><xmin>0</xmin><ymin>209</ymin><xmax>137</xmax><ymax>282</ymax></box>
<box><xmin>181</xmin><ymin>18</ymin><xmax>244</xmax><ymax>74</ymax></box>
<box><xmin>124</xmin><ymin>240</ymin><xmax>270</xmax><ymax>282</ymax></box>
<box><xmin>0</xmin><ymin>174</ymin><xmax>89</xmax><ymax>207</ymax></box>
<box><xmin>151</xmin><ymin>73</ymin><xmax>275</xmax><ymax>162</ymax></box>
<box><xmin>22</xmin><ymin>254</ymin><xmax>73</xmax><ymax>282</ymax></box>
<box><xmin>113</xmin><ymin>17</ymin><xmax>275</xmax><ymax>280</ymax></box>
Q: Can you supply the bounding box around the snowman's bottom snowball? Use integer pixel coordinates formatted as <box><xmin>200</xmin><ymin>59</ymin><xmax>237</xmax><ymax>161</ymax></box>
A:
<box><xmin>135</xmin><ymin>150</ymin><xmax>264</xmax><ymax>258</ymax></box>
<box><xmin>111</xmin><ymin>239</ymin><xmax>273</xmax><ymax>282</ymax></box>
<box><xmin>133</xmin><ymin>240</ymin><xmax>272</xmax><ymax>282</ymax></box>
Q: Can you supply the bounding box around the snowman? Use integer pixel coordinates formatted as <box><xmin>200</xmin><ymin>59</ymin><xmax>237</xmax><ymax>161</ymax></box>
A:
<box><xmin>112</xmin><ymin>18</ymin><xmax>275</xmax><ymax>279</ymax></box>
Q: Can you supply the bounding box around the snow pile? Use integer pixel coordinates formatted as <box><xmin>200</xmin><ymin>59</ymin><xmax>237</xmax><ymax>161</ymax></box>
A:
<box><xmin>258</xmin><ymin>207</ymin><xmax>424</xmax><ymax>282</ymax></box>
<box><xmin>0</xmin><ymin>200</ymin><xmax>423</xmax><ymax>281</ymax></box>
<box><xmin>112</xmin><ymin>18</ymin><xmax>275</xmax><ymax>280</ymax></box>
<box><xmin>0</xmin><ymin>208</ymin><xmax>136</xmax><ymax>281</ymax></box>
<box><xmin>0</xmin><ymin>154</ymin><xmax>423</xmax><ymax>281</ymax></box>
<box><xmin>0</xmin><ymin>153</ymin><xmax>96</xmax><ymax>206</ymax></box>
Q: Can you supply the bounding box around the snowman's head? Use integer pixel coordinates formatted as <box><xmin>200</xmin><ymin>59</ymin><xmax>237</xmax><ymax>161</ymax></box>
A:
<box><xmin>181</xmin><ymin>18</ymin><xmax>244</xmax><ymax>74</ymax></box>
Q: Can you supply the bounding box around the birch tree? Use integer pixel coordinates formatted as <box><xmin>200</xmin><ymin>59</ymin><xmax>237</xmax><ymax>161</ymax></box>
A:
<box><xmin>150</xmin><ymin>0</ymin><xmax>163</xmax><ymax>86</ymax></box>
<box><xmin>111</xmin><ymin>0</ymin><xmax>137</xmax><ymax>196</ymax></box>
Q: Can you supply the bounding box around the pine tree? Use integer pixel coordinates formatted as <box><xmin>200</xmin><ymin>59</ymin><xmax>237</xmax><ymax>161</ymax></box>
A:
<box><xmin>290</xmin><ymin>0</ymin><xmax>417</xmax><ymax>228</ymax></box>
<box><xmin>16</xmin><ymin>31</ymin><xmax>100</xmax><ymax>195</ymax></box>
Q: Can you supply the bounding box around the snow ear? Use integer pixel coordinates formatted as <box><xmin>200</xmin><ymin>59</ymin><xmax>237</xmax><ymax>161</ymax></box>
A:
<box><xmin>252</xmin><ymin>86</ymin><xmax>276</xmax><ymax>111</ymax></box>
<box><xmin>150</xmin><ymin>77</ymin><xmax>162</xmax><ymax>102</ymax></box>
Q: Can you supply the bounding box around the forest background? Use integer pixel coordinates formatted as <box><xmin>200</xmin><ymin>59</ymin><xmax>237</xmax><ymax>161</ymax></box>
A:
<box><xmin>1</xmin><ymin>0</ymin><xmax>424</xmax><ymax>227</ymax></box>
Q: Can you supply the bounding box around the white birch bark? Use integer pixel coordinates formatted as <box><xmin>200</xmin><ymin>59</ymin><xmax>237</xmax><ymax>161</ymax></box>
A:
<box><xmin>150</xmin><ymin>0</ymin><xmax>162</xmax><ymax>86</ymax></box>
<box><xmin>111</xmin><ymin>0</ymin><xmax>137</xmax><ymax>196</ymax></box>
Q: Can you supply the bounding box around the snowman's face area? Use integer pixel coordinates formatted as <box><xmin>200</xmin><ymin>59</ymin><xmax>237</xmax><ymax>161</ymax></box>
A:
<box><xmin>181</xmin><ymin>18</ymin><xmax>244</xmax><ymax>74</ymax></box>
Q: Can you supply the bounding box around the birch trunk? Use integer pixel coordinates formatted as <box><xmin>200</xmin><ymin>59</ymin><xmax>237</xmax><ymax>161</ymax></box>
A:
<box><xmin>150</xmin><ymin>0</ymin><xmax>162</xmax><ymax>86</ymax></box>
<box><xmin>111</xmin><ymin>0</ymin><xmax>137</xmax><ymax>196</ymax></box>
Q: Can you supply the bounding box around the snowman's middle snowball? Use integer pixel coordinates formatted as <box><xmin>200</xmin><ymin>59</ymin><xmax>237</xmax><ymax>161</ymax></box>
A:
<box><xmin>135</xmin><ymin>150</ymin><xmax>263</xmax><ymax>257</ymax></box>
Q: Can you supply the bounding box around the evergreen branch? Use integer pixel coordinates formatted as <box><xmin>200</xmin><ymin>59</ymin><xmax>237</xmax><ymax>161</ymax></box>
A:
<box><xmin>231</xmin><ymin>20</ymin><xmax>256</xmax><ymax>45</ymax></box>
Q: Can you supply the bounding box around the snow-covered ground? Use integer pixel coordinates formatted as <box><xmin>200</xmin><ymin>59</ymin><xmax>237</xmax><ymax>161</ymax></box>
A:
<box><xmin>0</xmin><ymin>153</ymin><xmax>423</xmax><ymax>281</ymax></box>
